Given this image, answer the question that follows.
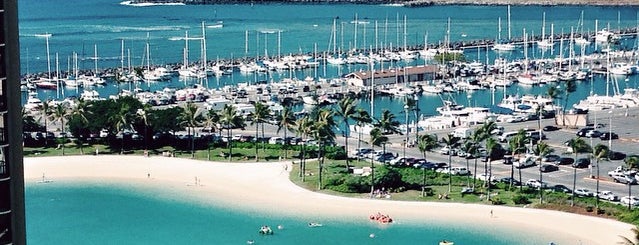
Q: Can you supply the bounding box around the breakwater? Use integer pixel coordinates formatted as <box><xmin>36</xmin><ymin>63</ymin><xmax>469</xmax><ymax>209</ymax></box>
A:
<box><xmin>128</xmin><ymin>0</ymin><xmax>639</xmax><ymax>6</ymax></box>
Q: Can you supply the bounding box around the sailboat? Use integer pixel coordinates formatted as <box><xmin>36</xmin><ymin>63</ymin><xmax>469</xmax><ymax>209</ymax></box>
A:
<box><xmin>493</xmin><ymin>6</ymin><xmax>517</xmax><ymax>52</ymax></box>
<box><xmin>537</xmin><ymin>12</ymin><xmax>554</xmax><ymax>49</ymax></box>
<box><xmin>326</xmin><ymin>17</ymin><xmax>345</xmax><ymax>65</ymax></box>
<box><xmin>574</xmin><ymin>11</ymin><xmax>591</xmax><ymax>45</ymax></box>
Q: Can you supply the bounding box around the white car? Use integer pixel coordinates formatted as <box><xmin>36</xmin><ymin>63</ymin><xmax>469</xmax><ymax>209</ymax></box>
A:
<box><xmin>438</xmin><ymin>146</ymin><xmax>456</xmax><ymax>155</ymax></box>
<box><xmin>597</xmin><ymin>191</ymin><xmax>619</xmax><ymax>201</ymax></box>
<box><xmin>513</xmin><ymin>156</ymin><xmax>536</xmax><ymax>169</ymax></box>
<box><xmin>620</xmin><ymin>196</ymin><xmax>639</xmax><ymax>207</ymax></box>
<box><xmin>438</xmin><ymin>167</ymin><xmax>470</xmax><ymax>176</ymax></box>
<box><xmin>574</xmin><ymin>188</ymin><xmax>594</xmax><ymax>197</ymax></box>
<box><xmin>475</xmin><ymin>173</ymin><xmax>495</xmax><ymax>182</ymax></box>
<box><xmin>525</xmin><ymin>179</ymin><xmax>547</xmax><ymax>189</ymax></box>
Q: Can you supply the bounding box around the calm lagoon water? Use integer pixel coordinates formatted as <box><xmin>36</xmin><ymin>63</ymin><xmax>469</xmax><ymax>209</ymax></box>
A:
<box><xmin>26</xmin><ymin>180</ymin><xmax>550</xmax><ymax>244</ymax></box>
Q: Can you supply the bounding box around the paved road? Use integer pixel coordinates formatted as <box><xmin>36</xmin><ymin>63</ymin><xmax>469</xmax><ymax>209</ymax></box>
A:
<box><xmin>238</xmin><ymin>106</ymin><xmax>639</xmax><ymax>202</ymax></box>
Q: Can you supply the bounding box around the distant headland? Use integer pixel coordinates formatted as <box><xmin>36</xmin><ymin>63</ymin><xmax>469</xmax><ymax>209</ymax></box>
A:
<box><xmin>124</xmin><ymin>0</ymin><xmax>639</xmax><ymax>7</ymax></box>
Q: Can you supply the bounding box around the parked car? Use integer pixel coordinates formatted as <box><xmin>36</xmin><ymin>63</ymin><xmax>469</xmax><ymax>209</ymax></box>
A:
<box><xmin>551</xmin><ymin>184</ymin><xmax>572</xmax><ymax>193</ymax></box>
<box><xmin>352</xmin><ymin>148</ymin><xmax>373</xmax><ymax>158</ymax></box>
<box><xmin>572</xmin><ymin>158</ymin><xmax>591</xmax><ymax>168</ymax></box>
<box><xmin>600</xmin><ymin>132</ymin><xmax>619</xmax><ymax>140</ymax></box>
<box><xmin>475</xmin><ymin>173</ymin><xmax>495</xmax><ymax>182</ymax></box>
<box><xmin>514</xmin><ymin>156</ymin><xmax>536</xmax><ymax>169</ymax></box>
<box><xmin>542</xmin><ymin>154</ymin><xmax>561</xmax><ymax>163</ymax></box>
<box><xmin>608</xmin><ymin>151</ymin><xmax>627</xmax><ymax>161</ymax></box>
<box><xmin>498</xmin><ymin>177</ymin><xmax>521</xmax><ymax>186</ymax></box>
<box><xmin>526</xmin><ymin>179</ymin><xmax>547</xmax><ymax>189</ymax></box>
<box><xmin>597</xmin><ymin>191</ymin><xmax>619</xmax><ymax>201</ymax></box>
<box><xmin>576</xmin><ymin>127</ymin><xmax>595</xmax><ymax>137</ymax></box>
<box><xmin>608</xmin><ymin>166</ymin><xmax>637</xmax><ymax>177</ymax></box>
<box><xmin>611</xmin><ymin>173</ymin><xmax>637</xmax><ymax>185</ymax></box>
<box><xmin>438</xmin><ymin>167</ymin><xmax>470</xmax><ymax>176</ymax></box>
<box><xmin>438</xmin><ymin>146</ymin><xmax>456</xmax><ymax>155</ymax></box>
<box><xmin>620</xmin><ymin>196</ymin><xmax>639</xmax><ymax>207</ymax></box>
<box><xmin>574</xmin><ymin>188</ymin><xmax>594</xmax><ymax>197</ymax></box>
<box><xmin>585</xmin><ymin>130</ymin><xmax>602</xmax><ymax>138</ymax></box>
<box><xmin>555</xmin><ymin>157</ymin><xmax>575</xmax><ymax>165</ymax></box>
<box><xmin>543</xmin><ymin>125</ymin><xmax>559</xmax><ymax>131</ymax></box>
<box><xmin>540</xmin><ymin>164</ymin><xmax>559</xmax><ymax>172</ymax></box>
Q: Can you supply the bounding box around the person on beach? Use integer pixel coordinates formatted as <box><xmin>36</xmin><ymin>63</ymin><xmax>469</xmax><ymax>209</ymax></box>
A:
<box><xmin>490</xmin><ymin>209</ymin><xmax>493</xmax><ymax>218</ymax></box>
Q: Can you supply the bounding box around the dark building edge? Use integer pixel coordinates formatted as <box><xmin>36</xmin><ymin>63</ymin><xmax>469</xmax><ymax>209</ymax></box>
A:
<box><xmin>2</xmin><ymin>0</ymin><xmax>25</xmax><ymax>244</ymax></box>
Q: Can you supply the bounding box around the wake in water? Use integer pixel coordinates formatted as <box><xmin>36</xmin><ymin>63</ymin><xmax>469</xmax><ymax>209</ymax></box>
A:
<box><xmin>119</xmin><ymin>1</ymin><xmax>186</xmax><ymax>7</ymax></box>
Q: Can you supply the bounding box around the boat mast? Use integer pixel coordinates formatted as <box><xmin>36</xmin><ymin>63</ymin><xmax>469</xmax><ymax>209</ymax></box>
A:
<box><xmin>507</xmin><ymin>5</ymin><xmax>511</xmax><ymax>40</ymax></box>
<box><xmin>94</xmin><ymin>44</ymin><xmax>99</xmax><ymax>75</ymax></box>
<box><xmin>120</xmin><ymin>39</ymin><xmax>125</xmax><ymax>71</ymax></box>
<box><xmin>55</xmin><ymin>53</ymin><xmax>60</xmax><ymax>98</ymax></box>
<box><xmin>354</xmin><ymin>13</ymin><xmax>358</xmax><ymax>51</ymax></box>
<box><xmin>184</xmin><ymin>31</ymin><xmax>189</xmax><ymax>69</ymax></box>
<box><xmin>403</xmin><ymin>15</ymin><xmax>407</xmax><ymax>51</ymax></box>
<box><xmin>245</xmin><ymin>30</ymin><xmax>249</xmax><ymax>56</ymax></box>
<box><xmin>202</xmin><ymin>21</ymin><xmax>207</xmax><ymax>74</ymax></box>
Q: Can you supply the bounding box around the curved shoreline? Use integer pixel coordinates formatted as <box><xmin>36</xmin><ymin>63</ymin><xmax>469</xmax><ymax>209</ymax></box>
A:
<box><xmin>124</xmin><ymin>0</ymin><xmax>639</xmax><ymax>7</ymax></box>
<box><xmin>24</xmin><ymin>155</ymin><xmax>634</xmax><ymax>244</ymax></box>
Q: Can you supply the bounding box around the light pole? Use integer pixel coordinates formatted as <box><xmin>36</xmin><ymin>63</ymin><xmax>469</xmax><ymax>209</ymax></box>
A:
<box><xmin>414</xmin><ymin>95</ymin><xmax>419</xmax><ymax>144</ymax></box>
<box><xmin>608</xmin><ymin>110</ymin><xmax>613</xmax><ymax>150</ymax></box>
<box><xmin>404</xmin><ymin>103</ymin><xmax>409</xmax><ymax>152</ymax></box>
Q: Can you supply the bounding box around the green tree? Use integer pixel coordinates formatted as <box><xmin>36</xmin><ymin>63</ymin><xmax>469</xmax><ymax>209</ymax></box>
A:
<box><xmin>251</xmin><ymin>102</ymin><xmax>271</xmax><ymax>161</ymax></box>
<box><xmin>352</xmin><ymin>108</ymin><xmax>372</xmax><ymax>162</ymax></box>
<box><xmin>51</xmin><ymin>103</ymin><xmax>71</xmax><ymax>155</ymax></box>
<box><xmin>442</xmin><ymin>134</ymin><xmax>460</xmax><ymax>193</ymax></box>
<box><xmin>201</xmin><ymin>109</ymin><xmax>220</xmax><ymax>161</ymax></box>
<box><xmin>593</xmin><ymin>144</ymin><xmax>609</xmax><ymax>210</ymax></box>
<box><xmin>295</xmin><ymin>115</ymin><xmax>312</xmax><ymax>181</ymax></box>
<box><xmin>484</xmin><ymin>137</ymin><xmax>498</xmax><ymax>199</ymax></box>
<box><xmin>312</xmin><ymin>109</ymin><xmax>336</xmax><ymax>190</ymax></box>
<box><xmin>561</xmin><ymin>80</ymin><xmax>577</xmax><ymax>126</ymax></box>
<box><xmin>533</xmin><ymin>141</ymin><xmax>554</xmax><ymax>203</ymax></box>
<box><xmin>180</xmin><ymin>102</ymin><xmax>202</xmax><ymax>158</ymax></box>
<box><xmin>219</xmin><ymin>104</ymin><xmax>245</xmax><ymax>161</ymax></box>
<box><xmin>567</xmin><ymin>137</ymin><xmax>592</xmax><ymax>206</ymax></box>
<box><xmin>69</xmin><ymin>99</ymin><xmax>90</xmax><ymax>155</ymax></box>
<box><xmin>336</xmin><ymin>97</ymin><xmax>357</xmax><ymax>169</ymax></box>
<box><xmin>417</xmin><ymin>134</ymin><xmax>438</xmax><ymax>196</ymax></box>
<box><xmin>137</xmin><ymin>104</ymin><xmax>153</xmax><ymax>151</ymax></box>
<box><xmin>276</xmin><ymin>106</ymin><xmax>296</xmax><ymax>160</ymax></box>
<box><xmin>39</xmin><ymin>100</ymin><xmax>52</xmax><ymax>147</ymax></box>
<box><xmin>509</xmin><ymin>129</ymin><xmax>529</xmax><ymax>191</ymax></box>
<box><xmin>369</xmin><ymin>127</ymin><xmax>388</xmax><ymax>195</ymax></box>
<box><xmin>111</xmin><ymin>102</ymin><xmax>132</xmax><ymax>154</ymax></box>
<box><xmin>375</xmin><ymin>109</ymin><xmax>401</xmax><ymax>135</ymax></box>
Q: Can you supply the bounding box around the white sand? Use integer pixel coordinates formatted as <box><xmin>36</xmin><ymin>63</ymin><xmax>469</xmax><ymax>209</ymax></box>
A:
<box><xmin>24</xmin><ymin>155</ymin><xmax>634</xmax><ymax>244</ymax></box>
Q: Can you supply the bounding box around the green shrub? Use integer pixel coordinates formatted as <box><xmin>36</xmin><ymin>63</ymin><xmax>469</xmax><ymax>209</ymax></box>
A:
<box><xmin>512</xmin><ymin>195</ymin><xmax>530</xmax><ymax>205</ymax></box>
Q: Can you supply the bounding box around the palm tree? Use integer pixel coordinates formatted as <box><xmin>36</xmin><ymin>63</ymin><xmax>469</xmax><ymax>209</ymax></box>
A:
<box><xmin>567</xmin><ymin>137</ymin><xmax>592</xmax><ymax>206</ymax></box>
<box><xmin>312</xmin><ymin>109</ymin><xmax>336</xmax><ymax>190</ymax></box>
<box><xmin>533</xmin><ymin>142</ymin><xmax>554</xmax><ymax>204</ymax></box>
<box><xmin>352</xmin><ymin>108</ymin><xmax>372</xmax><ymax>162</ymax></box>
<box><xmin>547</xmin><ymin>86</ymin><xmax>562</xmax><ymax>117</ymax></box>
<box><xmin>417</xmin><ymin>134</ymin><xmax>438</xmax><ymax>197</ymax></box>
<box><xmin>626</xmin><ymin>156</ymin><xmax>639</xmax><ymax>210</ymax></box>
<box><xmin>295</xmin><ymin>115</ymin><xmax>312</xmax><ymax>181</ymax></box>
<box><xmin>442</xmin><ymin>134</ymin><xmax>460</xmax><ymax>193</ymax></box>
<box><xmin>180</xmin><ymin>102</ymin><xmax>202</xmax><ymax>158</ymax></box>
<box><xmin>484</xmin><ymin>137</ymin><xmax>498</xmax><ymax>199</ymax></box>
<box><xmin>460</xmin><ymin>140</ymin><xmax>476</xmax><ymax>187</ymax></box>
<box><xmin>70</xmin><ymin>99</ymin><xmax>90</xmax><ymax>155</ymax></box>
<box><xmin>251</xmin><ymin>102</ymin><xmax>271</xmax><ymax>161</ymax></box>
<box><xmin>509</xmin><ymin>130</ymin><xmax>528</xmax><ymax>191</ymax></box>
<box><xmin>561</xmin><ymin>80</ymin><xmax>577</xmax><ymax>126</ymax></box>
<box><xmin>619</xmin><ymin>226</ymin><xmax>639</xmax><ymax>245</ymax></box>
<box><xmin>375</xmin><ymin>109</ymin><xmax>401</xmax><ymax>135</ymax></box>
<box><xmin>276</xmin><ymin>106</ymin><xmax>295</xmax><ymax>160</ymax></box>
<box><xmin>593</xmin><ymin>144</ymin><xmax>609</xmax><ymax>210</ymax></box>
<box><xmin>335</xmin><ymin>97</ymin><xmax>357</xmax><ymax>169</ymax></box>
<box><xmin>219</xmin><ymin>104</ymin><xmax>244</xmax><ymax>161</ymax></box>
<box><xmin>112</xmin><ymin>103</ymin><xmax>132</xmax><ymax>155</ymax></box>
<box><xmin>137</xmin><ymin>104</ymin><xmax>153</xmax><ymax>152</ymax></box>
<box><xmin>51</xmin><ymin>104</ymin><xmax>71</xmax><ymax>155</ymax></box>
<box><xmin>201</xmin><ymin>109</ymin><xmax>220</xmax><ymax>161</ymax></box>
<box><xmin>369</xmin><ymin>127</ymin><xmax>387</xmax><ymax>195</ymax></box>
<box><xmin>39</xmin><ymin>100</ymin><xmax>52</xmax><ymax>147</ymax></box>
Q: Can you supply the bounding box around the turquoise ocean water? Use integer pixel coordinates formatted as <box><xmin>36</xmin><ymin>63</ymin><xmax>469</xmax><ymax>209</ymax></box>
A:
<box><xmin>26</xmin><ymin>180</ymin><xmax>548</xmax><ymax>245</ymax></box>
<box><xmin>18</xmin><ymin>0</ymin><xmax>639</xmax><ymax>119</ymax></box>
<box><xmin>18</xmin><ymin>2</ymin><xmax>639</xmax><ymax>243</ymax></box>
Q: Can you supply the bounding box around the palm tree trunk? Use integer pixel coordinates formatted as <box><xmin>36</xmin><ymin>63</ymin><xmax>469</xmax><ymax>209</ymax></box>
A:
<box><xmin>571</xmin><ymin>166</ymin><xmax>577</xmax><ymax>206</ymax></box>
<box><xmin>421</xmin><ymin>167</ymin><xmax>427</xmax><ymax>197</ymax></box>
<box><xmin>370</xmin><ymin>145</ymin><xmax>375</xmax><ymax>197</ymax></box>
<box><xmin>448</xmin><ymin>154</ymin><xmax>452</xmax><ymax>194</ymax></box>
<box><xmin>539</xmin><ymin>159</ymin><xmax>544</xmax><ymax>204</ymax></box>
<box><xmin>487</xmin><ymin>159</ymin><xmax>492</xmax><ymax>201</ymax></box>
<box><xmin>465</xmin><ymin>158</ymin><xmax>470</xmax><ymax>187</ymax></box>
<box><xmin>518</xmin><ymin>165</ymin><xmax>523</xmax><ymax>192</ymax></box>
<box><xmin>255</xmin><ymin>123</ymin><xmax>259</xmax><ymax>161</ymax></box>
<box><xmin>357</xmin><ymin>127</ymin><xmax>362</xmax><ymax>162</ymax></box>
<box><xmin>345</xmin><ymin>121</ymin><xmax>350</xmax><ymax>170</ymax></box>
<box><xmin>191</xmin><ymin>127</ymin><xmax>195</xmax><ymax>159</ymax></box>
<box><xmin>473</xmin><ymin>158</ymin><xmax>478</xmax><ymax>189</ymax></box>
<box><xmin>228</xmin><ymin>128</ymin><xmax>232</xmax><ymax>162</ymax></box>
<box><xmin>207</xmin><ymin>140</ymin><xmax>211</xmax><ymax>161</ymax></box>
<box><xmin>318</xmin><ymin>142</ymin><xmax>323</xmax><ymax>190</ymax></box>
<box><xmin>283</xmin><ymin>129</ymin><xmax>288</xmax><ymax>159</ymax></box>
<box><xmin>595</xmin><ymin>159</ymin><xmax>600</xmax><ymax>210</ymax></box>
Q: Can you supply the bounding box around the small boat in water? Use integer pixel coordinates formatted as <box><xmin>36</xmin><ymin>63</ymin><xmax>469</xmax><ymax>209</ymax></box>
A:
<box><xmin>308</xmin><ymin>222</ymin><xmax>323</xmax><ymax>227</ymax></box>
<box><xmin>258</xmin><ymin>226</ymin><xmax>273</xmax><ymax>235</ymax></box>
<box><xmin>439</xmin><ymin>240</ymin><xmax>454</xmax><ymax>245</ymax></box>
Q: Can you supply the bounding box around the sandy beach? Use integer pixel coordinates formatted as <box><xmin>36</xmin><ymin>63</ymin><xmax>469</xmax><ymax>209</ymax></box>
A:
<box><xmin>24</xmin><ymin>155</ymin><xmax>635</xmax><ymax>244</ymax></box>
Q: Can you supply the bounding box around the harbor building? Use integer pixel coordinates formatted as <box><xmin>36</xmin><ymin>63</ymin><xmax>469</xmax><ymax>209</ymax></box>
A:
<box><xmin>345</xmin><ymin>65</ymin><xmax>439</xmax><ymax>87</ymax></box>
<box><xmin>0</xmin><ymin>0</ymin><xmax>26</xmax><ymax>244</ymax></box>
